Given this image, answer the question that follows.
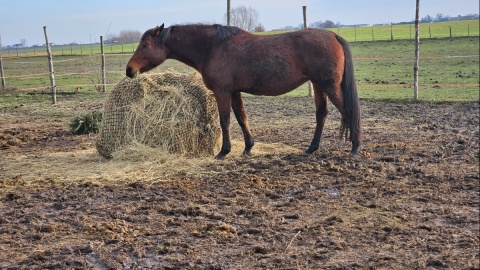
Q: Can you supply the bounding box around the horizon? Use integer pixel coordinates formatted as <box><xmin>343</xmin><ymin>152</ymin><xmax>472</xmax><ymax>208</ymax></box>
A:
<box><xmin>0</xmin><ymin>0</ymin><xmax>478</xmax><ymax>46</ymax></box>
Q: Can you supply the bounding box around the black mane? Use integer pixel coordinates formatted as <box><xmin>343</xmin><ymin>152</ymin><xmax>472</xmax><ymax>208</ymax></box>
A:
<box><xmin>147</xmin><ymin>24</ymin><xmax>241</xmax><ymax>43</ymax></box>
<box><xmin>214</xmin><ymin>24</ymin><xmax>241</xmax><ymax>40</ymax></box>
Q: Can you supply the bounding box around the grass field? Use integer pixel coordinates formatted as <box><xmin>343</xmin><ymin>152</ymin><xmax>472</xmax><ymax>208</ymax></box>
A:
<box><xmin>1</xmin><ymin>20</ymin><xmax>478</xmax><ymax>57</ymax></box>
<box><xmin>0</xmin><ymin>34</ymin><xmax>478</xmax><ymax>106</ymax></box>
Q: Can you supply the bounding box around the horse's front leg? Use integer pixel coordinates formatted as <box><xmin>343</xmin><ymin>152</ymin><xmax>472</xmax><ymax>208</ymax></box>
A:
<box><xmin>306</xmin><ymin>88</ymin><xmax>328</xmax><ymax>154</ymax></box>
<box><xmin>231</xmin><ymin>93</ymin><xmax>254</xmax><ymax>156</ymax></box>
<box><xmin>214</xmin><ymin>92</ymin><xmax>232</xmax><ymax>160</ymax></box>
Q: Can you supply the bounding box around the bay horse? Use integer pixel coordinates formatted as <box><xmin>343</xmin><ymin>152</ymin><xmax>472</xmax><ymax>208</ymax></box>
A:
<box><xmin>126</xmin><ymin>24</ymin><xmax>362</xmax><ymax>159</ymax></box>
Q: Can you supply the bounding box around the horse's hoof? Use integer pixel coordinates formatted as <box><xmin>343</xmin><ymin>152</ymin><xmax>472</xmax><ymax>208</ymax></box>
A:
<box><xmin>304</xmin><ymin>148</ymin><xmax>317</xmax><ymax>155</ymax></box>
<box><xmin>350</xmin><ymin>151</ymin><xmax>360</xmax><ymax>159</ymax></box>
<box><xmin>242</xmin><ymin>150</ymin><xmax>252</xmax><ymax>157</ymax></box>
<box><xmin>214</xmin><ymin>153</ymin><xmax>226</xmax><ymax>160</ymax></box>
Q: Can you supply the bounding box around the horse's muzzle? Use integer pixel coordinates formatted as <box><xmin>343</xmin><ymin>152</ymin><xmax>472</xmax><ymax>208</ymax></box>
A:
<box><xmin>126</xmin><ymin>66</ymin><xmax>134</xmax><ymax>78</ymax></box>
<box><xmin>126</xmin><ymin>66</ymin><xmax>140</xmax><ymax>78</ymax></box>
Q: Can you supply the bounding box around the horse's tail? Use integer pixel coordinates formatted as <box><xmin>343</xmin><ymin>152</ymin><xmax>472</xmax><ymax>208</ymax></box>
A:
<box><xmin>335</xmin><ymin>35</ymin><xmax>362</xmax><ymax>144</ymax></box>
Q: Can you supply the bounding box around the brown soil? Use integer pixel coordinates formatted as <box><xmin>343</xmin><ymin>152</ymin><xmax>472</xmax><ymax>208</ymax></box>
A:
<box><xmin>0</xmin><ymin>97</ymin><xmax>478</xmax><ymax>269</ymax></box>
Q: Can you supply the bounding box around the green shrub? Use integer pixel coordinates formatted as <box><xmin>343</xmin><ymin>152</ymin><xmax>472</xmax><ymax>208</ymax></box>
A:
<box><xmin>70</xmin><ymin>111</ymin><xmax>102</xmax><ymax>135</ymax></box>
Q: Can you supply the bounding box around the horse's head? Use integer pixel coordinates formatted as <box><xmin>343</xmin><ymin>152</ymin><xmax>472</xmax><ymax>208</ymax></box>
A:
<box><xmin>126</xmin><ymin>24</ymin><xmax>167</xmax><ymax>78</ymax></box>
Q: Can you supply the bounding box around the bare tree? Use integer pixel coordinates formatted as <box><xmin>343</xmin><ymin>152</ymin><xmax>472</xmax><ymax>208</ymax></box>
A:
<box><xmin>20</xmin><ymin>38</ymin><xmax>27</xmax><ymax>47</ymax></box>
<box><xmin>254</xmin><ymin>24</ymin><xmax>265</xmax><ymax>32</ymax></box>
<box><xmin>106</xmin><ymin>30</ymin><xmax>142</xmax><ymax>44</ymax></box>
<box><xmin>226</xmin><ymin>6</ymin><xmax>260</xmax><ymax>32</ymax></box>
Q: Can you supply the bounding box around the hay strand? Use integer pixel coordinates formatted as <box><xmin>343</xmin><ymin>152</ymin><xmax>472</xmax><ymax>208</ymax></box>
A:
<box><xmin>96</xmin><ymin>72</ymin><xmax>221</xmax><ymax>159</ymax></box>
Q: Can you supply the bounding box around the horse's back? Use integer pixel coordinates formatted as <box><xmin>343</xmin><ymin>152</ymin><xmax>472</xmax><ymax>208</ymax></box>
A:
<box><xmin>204</xmin><ymin>28</ymin><xmax>345</xmax><ymax>95</ymax></box>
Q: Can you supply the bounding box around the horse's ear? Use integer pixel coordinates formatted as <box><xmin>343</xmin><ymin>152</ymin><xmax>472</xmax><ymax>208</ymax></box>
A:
<box><xmin>152</xmin><ymin>24</ymin><xmax>165</xmax><ymax>37</ymax></box>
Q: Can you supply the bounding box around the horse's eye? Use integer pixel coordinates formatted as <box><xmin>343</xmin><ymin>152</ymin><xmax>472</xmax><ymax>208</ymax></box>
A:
<box><xmin>143</xmin><ymin>42</ymin><xmax>150</xmax><ymax>48</ymax></box>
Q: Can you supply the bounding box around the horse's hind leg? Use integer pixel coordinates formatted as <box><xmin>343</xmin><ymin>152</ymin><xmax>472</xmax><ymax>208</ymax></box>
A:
<box><xmin>231</xmin><ymin>93</ymin><xmax>255</xmax><ymax>156</ymax></box>
<box><xmin>324</xmin><ymin>82</ymin><xmax>361</xmax><ymax>155</ymax></box>
<box><xmin>306</xmin><ymin>85</ymin><xmax>328</xmax><ymax>154</ymax></box>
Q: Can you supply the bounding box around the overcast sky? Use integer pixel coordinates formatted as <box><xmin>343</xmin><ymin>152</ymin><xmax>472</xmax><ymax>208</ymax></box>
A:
<box><xmin>0</xmin><ymin>0</ymin><xmax>478</xmax><ymax>46</ymax></box>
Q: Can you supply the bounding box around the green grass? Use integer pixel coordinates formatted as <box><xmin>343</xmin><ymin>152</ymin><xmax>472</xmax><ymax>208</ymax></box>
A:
<box><xmin>1</xmin><ymin>34</ymin><xmax>478</xmax><ymax>104</ymax></box>
<box><xmin>333</xmin><ymin>20</ymin><xmax>479</xmax><ymax>42</ymax></box>
<box><xmin>2</xmin><ymin>20</ymin><xmax>478</xmax><ymax>58</ymax></box>
<box><xmin>280</xmin><ymin>37</ymin><xmax>479</xmax><ymax>101</ymax></box>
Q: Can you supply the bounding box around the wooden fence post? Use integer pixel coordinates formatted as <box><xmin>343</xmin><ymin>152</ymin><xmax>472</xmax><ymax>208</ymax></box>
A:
<box><xmin>413</xmin><ymin>0</ymin><xmax>420</xmax><ymax>100</ymax></box>
<box><xmin>227</xmin><ymin>0</ymin><xmax>231</xmax><ymax>26</ymax></box>
<box><xmin>0</xmin><ymin>34</ymin><xmax>5</xmax><ymax>91</ymax></box>
<box><xmin>303</xmin><ymin>5</ymin><xmax>313</xmax><ymax>97</ymax></box>
<box><xmin>0</xmin><ymin>52</ymin><xmax>5</xmax><ymax>91</ymax></box>
<box><xmin>100</xmin><ymin>36</ymin><xmax>106</xmax><ymax>92</ymax></box>
<box><xmin>43</xmin><ymin>26</ymin><xmax>57</xmax><ymax>104</ymax></box>
<box><xmin>390</xmin><ymin>23</ymin><xmax>394</xmax><ymax>41</ymax></box>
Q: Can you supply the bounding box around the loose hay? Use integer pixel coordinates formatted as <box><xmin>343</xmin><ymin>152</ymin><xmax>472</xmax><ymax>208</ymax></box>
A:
<box><xmin>96</xmin><ymin>72</ymin><xmax>221</xmax><ymax>159</ymax></box>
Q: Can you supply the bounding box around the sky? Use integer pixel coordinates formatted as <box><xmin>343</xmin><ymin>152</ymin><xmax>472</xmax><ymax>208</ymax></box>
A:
<box><xmin>0</xmin><ymin>0</ymin><xmax>478</xmax><ymax>46</ymax></box>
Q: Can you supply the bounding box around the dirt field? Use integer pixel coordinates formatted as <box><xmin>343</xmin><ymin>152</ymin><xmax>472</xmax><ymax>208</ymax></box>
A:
<box><xmin>0</xmin><ymin>96</ymin><xmax>478</xmax><ymax>269</ymax></box>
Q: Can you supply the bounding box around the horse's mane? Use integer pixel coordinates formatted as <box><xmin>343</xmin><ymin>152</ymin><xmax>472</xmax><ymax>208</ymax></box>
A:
<box><xmin>214</xmin><ymin>24</ymin><xmax>241</xmax><ymax>40</ymax></box>
<box><xmin>151</xmin><ymin>24</ymin><xmax>241</xmax><ymax>44</ymax></box>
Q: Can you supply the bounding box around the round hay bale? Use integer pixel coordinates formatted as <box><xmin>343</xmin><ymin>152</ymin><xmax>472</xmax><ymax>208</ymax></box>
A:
<box><xmin>96</xmin><ymin>72</ymin><xmax>221</xmax><ymax>159</ymax></box>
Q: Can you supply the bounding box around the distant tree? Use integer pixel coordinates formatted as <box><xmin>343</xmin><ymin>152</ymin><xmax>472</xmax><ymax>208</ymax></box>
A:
<box><xmin>309</xmin><ymin>21</ymin><xmax>324</xmax><ymax>28</ymax></box>
<box><xmin>226</xmin><ymin>6</ymin><xmax>260</xmax><ymax>32</ymax></box>
<box><xmin>323</xmin><ymin>20</ymin><xmax>336</xmax><ymax>28</ymax></box>
<box><xmin>254</xmin><ymin>23</ymin><xmax>265</xmax><ymax>32</ymax></box>
<box><xmin>421</xmin><ymin>14</ymin><xmax>434</xmax><ymax>22</ymax></box>
<box><xmin>105</xmin><ymin>32</ymin><xmax>117</xmax><ymax>43</ymax></box>
<box><xmin>119</xmin><ymin>30</ymin><xmax>142</xmax><ymax>43</ymax></box>
<box><xmin>20</xmin><ymin>38</ymin><xmax>27</xmax><ymax>47</ymax></box>
<box><xmin>106</xmin><ymin>30</ymin><xmax>142</xmax><ymax>44</ymax></box>
<box><xmin>279</xmin><ymin>25</ymin><xmax>297</xmax><ymax>31</ymax></box>
<box><xmin>435</xmin><ymin>13</ymin><xmax>451</xmax><ymax>22</ymax></box>
<box><xmin>309</xmin><ymin>20</ymin><xmax>337</xmax><ymax>29</ymax></box>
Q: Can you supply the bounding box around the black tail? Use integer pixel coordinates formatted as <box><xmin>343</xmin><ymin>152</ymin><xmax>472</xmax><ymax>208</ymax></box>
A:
<box><xmin>335</xmin><ymin>35</ymin><xmax>362</xmax><ymax>145</ymax></box>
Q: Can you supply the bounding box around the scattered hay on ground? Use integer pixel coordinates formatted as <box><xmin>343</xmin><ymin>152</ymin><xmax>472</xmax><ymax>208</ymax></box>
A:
<box><xmin>0</xmin><ymin>140</ymin><xmax>301</xmax><ymax>186</ymax></box>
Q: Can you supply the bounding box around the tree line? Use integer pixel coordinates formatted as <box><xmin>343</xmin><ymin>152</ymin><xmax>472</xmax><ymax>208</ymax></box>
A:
<box><xmin>419</xmin><ymin>13</ymin><xmax>479</xmax><ymax>23</ymax></box>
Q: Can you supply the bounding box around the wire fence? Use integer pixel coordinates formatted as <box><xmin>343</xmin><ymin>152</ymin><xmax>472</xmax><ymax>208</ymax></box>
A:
<box><xmin>1</xmin><ymin>43</ymin><xmax>138</xmax><ymax>58</ymax></box>
<box><xmin>2</xmin><ymin>20</ymin><xmax>479</xmax><ymax>58</ymax></box>
<box><xmin>0</xmin><ymin>21</ymin><xmax>479</xmax><ymax>99</ymax></box>
<box><xmin>334</xmin><ymin>21</ymin><xmax>479</xmax><ymax>42</ymax></box>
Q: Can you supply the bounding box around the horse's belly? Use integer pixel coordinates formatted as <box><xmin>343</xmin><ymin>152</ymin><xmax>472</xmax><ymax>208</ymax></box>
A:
<box><xmin>243</xmin><ymin>78</ymin><xmax>308</xmax><ymax>96</ymax></box>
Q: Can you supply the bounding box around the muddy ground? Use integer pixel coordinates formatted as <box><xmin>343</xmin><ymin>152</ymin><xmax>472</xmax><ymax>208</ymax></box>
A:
<box><xmin>0</xmin><ymin>96</ymin><xmax>479</xmax><ymax>269</ymax></box>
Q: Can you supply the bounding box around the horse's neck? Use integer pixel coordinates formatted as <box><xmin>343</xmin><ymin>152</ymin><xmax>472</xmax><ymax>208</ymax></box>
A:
<box><xmin>165</xmin><ymin>26</ymin><xmax>217</xmax><ymax>71</ymax></box>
